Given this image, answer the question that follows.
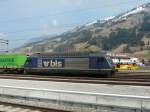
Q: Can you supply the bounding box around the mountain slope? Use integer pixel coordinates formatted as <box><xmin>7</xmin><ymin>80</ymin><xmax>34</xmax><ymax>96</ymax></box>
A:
<box><xmin>14</xmin><ymin>3</ymin><xmax>150</xmax><ymax>56</ymax></box>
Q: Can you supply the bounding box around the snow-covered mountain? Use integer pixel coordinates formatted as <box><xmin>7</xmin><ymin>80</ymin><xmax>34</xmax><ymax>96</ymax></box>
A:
<box><xmin>87</xmin><ymin>5</ymin><xmax>147</xmax><ymax>25</ymax></box>
<box><xmin>113</xmin><ymin>5</ymin><xmax>147</xmax><ymax>22</ymax></box>
<box><xmin>14</xmin><ymin>3</ymin><xmax>150</xmax><ymax>57</ymax></box>
<box><xmin>83</xmin><ymin>4</ymin><xmax>148</xmax><ymax>27</ymax></box>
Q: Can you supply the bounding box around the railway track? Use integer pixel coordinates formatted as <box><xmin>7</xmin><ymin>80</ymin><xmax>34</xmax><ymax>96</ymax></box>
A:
<box><xmin>0</xmin><ymin>72</ymin><xmax>150</xmax><ymax>86</ymax></box>
<box><xmin>0</xmin><ymin>102</ymin><xmax>68</xmax><ymax>112</ymax></box>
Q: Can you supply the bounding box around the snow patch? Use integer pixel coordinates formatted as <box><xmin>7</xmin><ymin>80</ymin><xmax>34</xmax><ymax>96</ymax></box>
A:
<box><xmin>122</xmin><ymin>6</ymin><xmax>145</xmax><ymax>17</ymax></box>
<box><xmin>104</xmin><ymin>16</ymin><xmax>115</xmax><ymax>21</ymax></box>
<box><xmin>85</xmin><ymin>20</ymin><xmax>98</xmax><ymax>26</ymax></box>
<box><xmin>85</xmin><ymin>16</ymin><xmax>114</xmax><ymax>27</ymax></box>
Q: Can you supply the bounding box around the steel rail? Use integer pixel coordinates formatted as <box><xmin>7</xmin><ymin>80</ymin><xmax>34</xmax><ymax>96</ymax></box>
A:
<box><xmin>0</xmin><ymin>101</ymin><xmax>68</xmax><ymax>112</ymax></box>
<box><xmin>0</xmin><ymin>74</ymin><xmax>150</xmax><ymax>86</ymax></box>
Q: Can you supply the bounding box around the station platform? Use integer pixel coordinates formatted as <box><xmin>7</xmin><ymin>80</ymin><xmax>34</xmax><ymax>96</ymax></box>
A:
<box><xmin>0</xmin><ymin>78</ymin><xmax>150</xmax><ymax>96</ymax></box>
<box><xmin>0</xmin><ymin>78</ymin><xmax>150</xmax><ymax>112</ymax></box>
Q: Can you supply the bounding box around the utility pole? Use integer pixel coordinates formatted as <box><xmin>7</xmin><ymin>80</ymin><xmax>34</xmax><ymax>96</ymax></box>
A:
<box><xmin>0</xmin><ymin>39</ymin><xmax>9</xmax><ymax>53</ymax></box>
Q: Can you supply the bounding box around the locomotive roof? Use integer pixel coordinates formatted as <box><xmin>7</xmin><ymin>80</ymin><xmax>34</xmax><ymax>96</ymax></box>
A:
<box><xmin>32</xmin><ymin>51</ymin><xmax>105</xmax><ymax>57</ymax></box>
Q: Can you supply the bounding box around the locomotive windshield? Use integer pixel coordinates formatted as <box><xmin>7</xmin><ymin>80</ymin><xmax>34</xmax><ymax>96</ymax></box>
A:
<box><xmin>106</xmin><ymin>57</ymin><xmax>114</xmax><ymax>65</ymax></box>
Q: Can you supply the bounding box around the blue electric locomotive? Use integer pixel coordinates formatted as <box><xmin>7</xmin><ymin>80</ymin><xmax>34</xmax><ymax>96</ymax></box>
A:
<box><xmin>25</xmin><ymin>52</ymin><xmax>116</xmax><ymax>76</ymax></box>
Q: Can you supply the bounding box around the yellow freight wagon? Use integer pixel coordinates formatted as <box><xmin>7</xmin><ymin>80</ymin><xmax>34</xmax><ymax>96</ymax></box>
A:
<box><xmin>115</xmin><ymin>63</ymin><xmax>139</xmax><ymax>70</ymax></box>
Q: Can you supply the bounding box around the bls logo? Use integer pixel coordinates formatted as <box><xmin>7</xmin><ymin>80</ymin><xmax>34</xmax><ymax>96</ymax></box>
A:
<box><xmin>42</xmin><ymin>59</ymin><xmax>64</xmax><ymax>68</ymax></box>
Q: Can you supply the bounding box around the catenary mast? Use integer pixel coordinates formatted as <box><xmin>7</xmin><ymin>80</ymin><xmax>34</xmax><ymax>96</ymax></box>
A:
<box><xmin>0</xmin><ymin>39</ymin><xmax>9</xmax><ymax>53</ymax></box>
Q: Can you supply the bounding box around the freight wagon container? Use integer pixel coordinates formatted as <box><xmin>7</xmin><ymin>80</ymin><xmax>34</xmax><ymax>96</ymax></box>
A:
<box><xmin>0</xmin><ymin>54</ymin><xmax>27</xmax><ymax>73</ymax></box>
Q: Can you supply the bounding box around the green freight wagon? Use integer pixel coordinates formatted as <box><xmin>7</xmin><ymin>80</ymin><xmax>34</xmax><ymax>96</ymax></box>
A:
<box><xmin>0</xmin><ymin>54</ymin><xmax>27</xmax><ymax>73</ymax></box>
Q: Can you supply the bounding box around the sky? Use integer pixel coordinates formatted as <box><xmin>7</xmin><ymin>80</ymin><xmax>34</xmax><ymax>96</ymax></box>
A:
<box><xmin>0</xmin><ymin>0</ymin><xmax>149</xmax><ymax>49</ymax></box>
